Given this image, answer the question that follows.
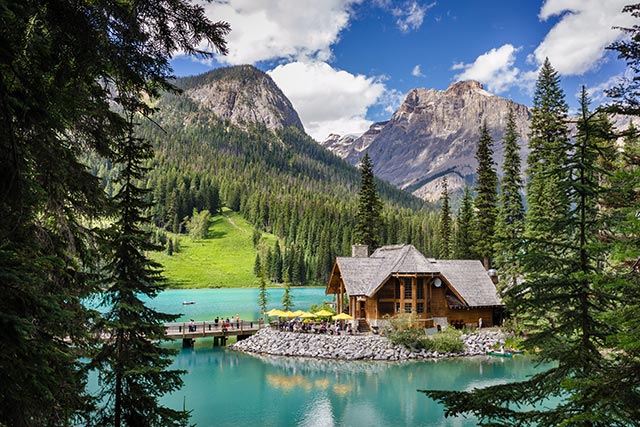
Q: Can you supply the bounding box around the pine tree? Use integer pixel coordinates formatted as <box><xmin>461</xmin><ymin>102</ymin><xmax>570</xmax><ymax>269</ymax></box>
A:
<box><xmin>0</xmin><ymin>1</ymin><xmax>229</xmax><ymax>425</ymax></box>
<box><xmin>271</xmin><ymin>241</ymin><xmax>283</xmax><ymax>283</ymax></box>
<box><xmin>454</xmin><ymin>186</ymin><xmax>476</xmax><ymax>259</ymax></box>
<box><xmin>354</xmin><ymin>153</ymin><xmax>384</xmax><ymax>250</ymax></box>
<box><xmin>438</xmin><ymin>177</ymin><xmax>452</xmax><ymax>259</ymax></box>
<box><xmin>93</xmin><ymin>117</ymin><xmax>188</xmax><ymax>427</ymax></box>
<box><xmin>252</xmin><ymin>228</ymin><xmax>262</xmax><ymax>247</ymax></box>
<box><xmin>473</xmin><ymin>122</ymin><xmax>498</xmax><ymax>269</ymax></box>
<box><xmin>257</xmin><ymin>267</ymin><xmax>269</xmax><ymax>317</ymax></box>
<box><xmin>282</xmin><ymin>245</ymin><xmax>293</xmax><ymax>283</ymax></box>
<box><xmin>494</xmin><ymin>107</ymin><xmax>525</xmax><ymax>292</ymax></box>
<box><xmin>265</xmin><ymin>247</ymin><xmax>274</xmax><ymax>281</ymax></box>
<box><xmin>524</xmin><ymin>58</ymin><xmax>571</xmax><ymax>268</ymax></box>
<box><xmin>602</xmin><ymin>10</ymin><xmax>640</xmax><ymax>419</ymax></box>
<box><xmin>253</xmin><ymin>254</ymin><xmax>262</xmax><ymax>277</ymax></box>
<box><xmin>421</xmin><ymin>83</ymin><xmax>625</xmax><ymax>427</ymax></box>
<box><xmin>281</xmin><ymin>284</ymin><xmax>294</xmax><ymax>311</ymax></box>
<box><xmin>597</xmin><ymin>121</ymin><xmax>640</xmax><ymax>422</ymax></box>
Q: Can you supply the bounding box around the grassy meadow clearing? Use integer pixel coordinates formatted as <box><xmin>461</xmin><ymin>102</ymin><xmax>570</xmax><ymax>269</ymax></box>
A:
<box><xmin>150</xmin><ymin>209</ymin><xmax>277</xmax><ymax>288</ymax></box>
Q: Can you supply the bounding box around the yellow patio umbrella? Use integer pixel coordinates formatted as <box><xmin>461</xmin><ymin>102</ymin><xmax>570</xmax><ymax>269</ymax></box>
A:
<box><xmin>281</xmin><ymin>311</ymin><xmax>298</xmax><ymax>318</ymax></box>
<box><xmin>332</xmin><ymin>312</ymin><xmax>353</xmax><ymax>321</ymax></box>
<box><xmin>314</xmin><ymin>309</ymin><xmax>334</xmax><ymax>317</ymax></box>
<box><xmin>267</xmin><ymin>309</ymin><xmax>285</xmax><ymax>317</ymax></box>
<box><xmin>299</xmin><ymin>311</ymin><xmax>317</xmax><ymax>319</ymax></box>
<box><xmin>292</xmin><ymin>310</ymin><xmax>305</xmax><ymax>317</ymax></box>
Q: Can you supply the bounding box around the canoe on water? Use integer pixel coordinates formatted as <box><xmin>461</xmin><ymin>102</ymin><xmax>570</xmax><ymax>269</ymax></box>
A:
<box><xmin>486</xmin><ymin>350</ymin><xmax>513</xmax><ymax>358</ymax></box>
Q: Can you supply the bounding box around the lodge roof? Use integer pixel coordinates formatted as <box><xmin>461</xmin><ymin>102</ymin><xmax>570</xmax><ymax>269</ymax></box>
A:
<box><xmin>332</xmin><ymin>244</ymin><xmax>502</xmax><ymax>308</ymax></box>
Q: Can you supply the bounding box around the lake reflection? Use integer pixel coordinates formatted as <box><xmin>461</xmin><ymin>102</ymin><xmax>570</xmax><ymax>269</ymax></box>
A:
<box><xmin>165</xmin><ymin>342</ymin><xmax>545</xmax><ymax>427</ymax></box>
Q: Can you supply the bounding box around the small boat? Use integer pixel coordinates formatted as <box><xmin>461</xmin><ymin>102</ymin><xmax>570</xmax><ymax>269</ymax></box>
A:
<box><xmin>182</xmin><ymin>301</ymin><xmax>196</xmax><ymax>305</ymax></box>
<box><xmin>486</xmin><ymin>350</ymin><xmax>513</xmax><ymax>358</ymax></box>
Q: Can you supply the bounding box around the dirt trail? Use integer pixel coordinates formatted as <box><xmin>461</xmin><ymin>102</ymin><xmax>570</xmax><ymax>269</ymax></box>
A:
<box><xmin>224</xmin><ymin>214</ymin><xmax>248</xmax><ymax>234</ymax></box>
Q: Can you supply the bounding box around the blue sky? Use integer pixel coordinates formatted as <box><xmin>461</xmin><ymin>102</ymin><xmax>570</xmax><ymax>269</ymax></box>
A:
<box><xmin>171</xmin><ymin>1</ymin><xmax>633</xmax><ymax>141</ymax></box>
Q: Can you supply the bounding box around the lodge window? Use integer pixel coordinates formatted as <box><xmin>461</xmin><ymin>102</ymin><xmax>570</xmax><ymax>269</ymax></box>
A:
<box><xmin>378</xmin><ymin>282</ymin><xmax>395</xmax><ymax>299</ymax></box>
<box><xmin>417</xmin><ymin>278</ymin><xmax>424</xmax><ymax>299</ymax></box>
<box><xmin>417</xmin><ymin>302</ymin><xmax>424</xmax><ymax>313</ymax></box>
<box><xmin>378</xmin><ymin>302</ymin><xmax>395</xmax><ymax>316</ymax></box>
<box><xmin>404</xmin><ymin>303</ymin><xmax>412</xmax><ymax>313</ymax></box>
<box><xmin>395</xmin><ymin>281</ymin><xmax>401</xmax><ymax>299</ymax></box>
<box><xmin>395</xmin><ymin>302</ymin><xmax>400</xmax><ymax>313</ymax></box>
<box><xmin>403</xmin><ymin>278</ymin><xmax>412</xmax><ymax>298</ymax></box>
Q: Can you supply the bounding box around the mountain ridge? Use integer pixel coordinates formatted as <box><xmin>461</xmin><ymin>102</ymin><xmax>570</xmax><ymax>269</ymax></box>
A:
<box><xmin>176</xmin><ymin>64</ymin><xmax>305</xmax><ymax>133</ymax></box>
<box><xmin>322</xmin><ymin>80</ymin><xmax>531</xmax><ymax>201</ymax></box>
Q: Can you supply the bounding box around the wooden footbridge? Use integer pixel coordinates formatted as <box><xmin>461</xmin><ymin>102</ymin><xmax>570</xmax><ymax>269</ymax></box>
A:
<box><xmin>164</xmin><ymin>319</ymin><xmax>266</xmax><ymax>347</ymax></box>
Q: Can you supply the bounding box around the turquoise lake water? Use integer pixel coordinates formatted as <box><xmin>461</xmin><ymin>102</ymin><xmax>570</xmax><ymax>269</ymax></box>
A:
<box><xmin>93</xmin><ymin>288</ymin><xmax>548</xmax><ymax>426</ymax></box>
<box><xmin>138</xmin><ymin>287</ymin><xmax>331</xmax><ymax>322</ymax></box>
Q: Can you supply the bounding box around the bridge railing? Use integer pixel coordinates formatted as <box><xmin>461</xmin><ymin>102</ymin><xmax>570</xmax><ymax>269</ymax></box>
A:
<box><xmin>164</xmin><ymin>319</ymin><xmax>266</xmax><ymax>336</ymax></box>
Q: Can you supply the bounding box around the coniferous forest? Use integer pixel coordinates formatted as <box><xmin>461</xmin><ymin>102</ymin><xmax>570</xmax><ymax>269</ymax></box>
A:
<box><xmin>89</xmin><ymin>75</ymin><xmax>442</xmax><ymax>286</ymax></box>
<box><xmin>2</xmin><ymin>1</ymin><xmax>640</xmax><ymax>427</ymax></box>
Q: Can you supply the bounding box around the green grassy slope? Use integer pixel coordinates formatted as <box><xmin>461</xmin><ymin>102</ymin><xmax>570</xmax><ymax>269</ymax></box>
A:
<box><xmin>150</xmin><ymin>209</ymin><xmax>276</xmax><ymax>288</ymax></box>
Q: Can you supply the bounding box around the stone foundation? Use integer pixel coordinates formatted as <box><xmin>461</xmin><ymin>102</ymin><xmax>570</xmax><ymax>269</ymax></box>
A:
<box><xmin>231</xmin><ymin>328</ymin><xmax>505</xmax><ymax>361</ymax></box>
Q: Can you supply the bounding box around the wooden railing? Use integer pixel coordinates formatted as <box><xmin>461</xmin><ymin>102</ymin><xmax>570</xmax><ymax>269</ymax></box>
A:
<box><xmin>164</xmin><ymin>319</ymin><xmax>266</xmax><ymax>339</ymax></box>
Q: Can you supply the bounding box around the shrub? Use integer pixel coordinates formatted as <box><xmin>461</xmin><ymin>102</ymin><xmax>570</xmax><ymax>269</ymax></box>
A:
<box><xmin>385</xmin><ymin>314</ymin><xmax>464</xmax><ymax>353</ymax></box>
<box><xmin>425</xmin><ymin>328</ymin><xmax>464</xmax><ymax>353</ymax></box>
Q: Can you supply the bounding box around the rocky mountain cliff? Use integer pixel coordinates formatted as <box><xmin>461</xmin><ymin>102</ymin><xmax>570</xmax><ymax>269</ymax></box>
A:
<box><xmin>322</xmin><ymin>81</ymin><xmax>531</xmax><ymax>201</ymax></box>
<box><xmin>176</xmin><ymin>65</ymin><xmax>304</xmax><ymax>132</ymax></box>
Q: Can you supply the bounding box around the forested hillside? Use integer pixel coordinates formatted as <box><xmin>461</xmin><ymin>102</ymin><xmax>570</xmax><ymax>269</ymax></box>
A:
<box><xmin>91</xmin><ymin>67</ymin><xmax>441</xmax><ymax>285</ymax></box>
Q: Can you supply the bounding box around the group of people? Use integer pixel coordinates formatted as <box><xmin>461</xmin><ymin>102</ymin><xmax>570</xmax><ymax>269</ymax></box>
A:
<box><xmin>213</xmin><ymin>314</ymin><xmax>241</xmax><ymax>329</ymax></box>
<box><xmin>276</xmin><ymin>319</ymin><xmax>356</xmax><ymax>335</ymax></box>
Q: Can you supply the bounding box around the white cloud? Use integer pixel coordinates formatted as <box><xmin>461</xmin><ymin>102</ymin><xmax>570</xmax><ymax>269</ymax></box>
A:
<box><xmin>380</xmin><ymin>88</ymin><xmax>406</xmax><ymax>114</ymax></box>
<box><xmin>393</xmin><ymin>1</ymin><xmax>434</xmax><ymax>33</ymax></box>
<box><xmin>585</xmin><ymin>68</ymin><xmax>633</xmax><ymax>103</ymax></box>
<box><xmin>267</xmin><ymin>61</ymin><xmax>388</xmax><ymax>141</ymax></box>
<box><xmin>374</xmin><ymin>1</ymin><xmax>435</xmax><ymax>33</ymax></box>
<box><xmin>452</xmin><ymin>44</ymin><xmax>523</xmax><ymax>93</ymax></box>
<box><xmin>534</xmin><ymin>0</ymin><xmax>635</xmax><ymax>75</ymax></box>
<box><xmin>412</xmin><ymin>64</ymin><xmax>425</xmax><ymax>77</ymax></box>
<box><xmin>198</xmin><ymin>0</ymin><xmax>362</xmax><ymax>65</ymax></box>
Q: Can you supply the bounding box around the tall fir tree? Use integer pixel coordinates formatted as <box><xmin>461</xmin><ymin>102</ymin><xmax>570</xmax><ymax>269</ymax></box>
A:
<box><xmin>254</xmin><ymin>254</ymin><xmax>262</xmax><ymax>277</ymax></box>
<box><xmin>597</xmin><ymin>120</ymin><xmax>640</xmax><ymax>422</ymax></box>
<box><xmin>271</xmin><ymin>241</ymin><xmax>283</xmax><ymax>283</ymax></box>
<box><xmin>257</xmin><ymin>266</ymin><xmax>269</xmax><ymax>317</ymax></box>
<box><xmin>354</xmin><ymin>153</ymin><xmax>384</xmax><ymax>250</ymax></box>
<box><xmin>454</xmin><ymin>186</ymin><xmax>477</xmax><ymax>259</ymax></box>
<box><xmin>421</xmin><ymin>82</ymin><xmax>627</xmax><ymax>427</ymax></box>
<box><xmin>281</xmin><ymin>283</ymin><xmax>294</xmax><ymax>311</ymax></box>
<box><xmin>93</xmin><ymin>117</ymin><xmax>188</xmax><ymax>427</ymax></box>
<box><xmin>524</xmin><ymin>58</ymin><xmax>571</xmax><ymax>268</ymax></box>
<box><xmin>438</xmin><ymin>177</ymin><xmax>452</xmax><ymax>259</ymax></box>
<box><xmin>603</xmin><ymin>8</ymin><xmax>640</xmax><ymax>419</ymax></box>
<box><xmin>473</xmin><ymin>122</ymin><xmax>498</xmax><ymax>269</ymax></box>
<box><xmin>0</xmin><ymin>1</ymin><xmax>229</xmax><ymax>425</ymax></box>
<box><xmin>494</xmin><ymin>107</ymin><xmax>525</xmax><ymax>293</ymax></box>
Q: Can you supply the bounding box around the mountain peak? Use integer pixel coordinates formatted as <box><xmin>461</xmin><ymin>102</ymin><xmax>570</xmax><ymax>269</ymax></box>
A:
<box><xmin>176</xmin><ymin>65</ymin><xmax>304</xmax><ymax>132</ymax></box>
<box><xmin>446</xmin><ymin>80</ymin><xmax>492</xmax><ymax>96</ymax></box>
<box><xmin>322</xmin><ymin>82</ymin><xmax>530</xmax><ymax>201</ymax></box>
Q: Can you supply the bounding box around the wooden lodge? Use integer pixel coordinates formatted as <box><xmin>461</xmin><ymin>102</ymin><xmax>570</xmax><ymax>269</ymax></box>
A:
<box><xmin>326</xmin><ymin>244</ymin><xmax>503</xmax><ymax>330</ymax></box>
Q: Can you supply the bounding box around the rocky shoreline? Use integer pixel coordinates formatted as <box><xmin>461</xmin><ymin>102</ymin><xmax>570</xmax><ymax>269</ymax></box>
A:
<box><xmin>231</xmin><ymin>328</ymin><xmax>505</xmax><ymax>361</ymax></box>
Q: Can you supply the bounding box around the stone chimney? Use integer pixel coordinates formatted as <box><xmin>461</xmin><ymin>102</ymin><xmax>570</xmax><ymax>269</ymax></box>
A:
<box><xmin>352</xmin><ymin>244</ymin><xmax>369</xmax><ymax>258</ymax></box>
<box><xmin>487</xmin><ymin>269</ymin><xmax>499</xmax><ymax>285</ymax></box>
